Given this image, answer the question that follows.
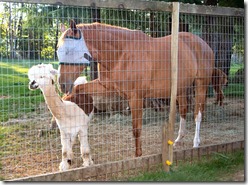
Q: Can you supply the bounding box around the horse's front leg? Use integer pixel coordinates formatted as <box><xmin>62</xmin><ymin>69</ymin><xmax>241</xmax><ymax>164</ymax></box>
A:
<box><xmin>129</xmin><ymin>96</ymin><xmax>143</xmax><ymax>157</ymax></box>
<box><xmin>193</xmin><ymin>79</ymin><xmax>208</xmax><ymax>148</ymax></box>
<box><xmin>174</xmin><ymin>95</ymin><xmax>187</xmax><ymax>148</ymax></box>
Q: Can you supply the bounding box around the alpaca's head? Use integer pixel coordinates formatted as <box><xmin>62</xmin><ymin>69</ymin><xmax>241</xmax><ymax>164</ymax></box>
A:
<box><xmin>28</xmin><ymin>64</ymin><xmax>58</xmax><ymax>90</ymax></box>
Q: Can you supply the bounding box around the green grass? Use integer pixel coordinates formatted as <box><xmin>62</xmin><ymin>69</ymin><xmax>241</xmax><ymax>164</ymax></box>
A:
<box><xmin>0</xmin><ymin>59</ymin><xmax>59</xmax><ymax>122</ymax></box>
<box><xmin>224</xmin><ymin>63</ymin><xmax>244</xmax><ymax>97</ymax></box>
<box><xmin>128</xmin><ymin>150</ymin><xmax>244</xmax><ymax>182</ymax></box>
<box><xmin>223</xmin><ymin>83</ymin><xmax>244</xmax><ymax>97</ymax></box>
<box><xmin>0</xmin><ymin>59</ymin><xmax>244</xmax><ymax>121</ymax></box>
<box><xmin>229</xmin><ymin>63</ymin><xmax>244</xmax><ymax>77</ymax></box>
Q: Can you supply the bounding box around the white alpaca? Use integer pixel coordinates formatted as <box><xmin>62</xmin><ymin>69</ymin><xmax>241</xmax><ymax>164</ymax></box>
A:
<box><xmin>73</xmin><ymin>76</ymin><xmax>88</xmax><ymax>86</ymax></box>
<box><xmin>28</xmin><ymin>64</ymin><xmax>93</xmax><ymax>171</ymax></box>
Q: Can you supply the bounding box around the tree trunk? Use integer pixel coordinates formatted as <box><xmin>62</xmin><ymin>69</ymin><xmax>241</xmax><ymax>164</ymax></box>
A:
<box><xmin>204</xmin><ymin>0</ymin><xmax>217</xmax><ymax>5</ymax></box>
<box><xmin>150</xmin><ymin>12</ymin><xmax>156</xmax><ymax>37</ymax></box>
<box><xmin>90</xmin><ymin>6</ymin><xmax>100</xmax><ymax>80</ymax></box>
<box><xmin>202</xmin><ymin>16</ymin><xmax>233</xmax><ymax>76</ymax></box>
<box><xmin>8</xmin><ymin>4</ymin><xmax>14</xmax><ymax>59</ymax></box>
<box><xmin>54</xmin><ymin>19</ymin><xmax>59</xmax><ymax>60</ymax></box>
<box><xmin>17</xmin><ymin>3</ymin><xmax>24</xmax><ymax>58</ymax></box>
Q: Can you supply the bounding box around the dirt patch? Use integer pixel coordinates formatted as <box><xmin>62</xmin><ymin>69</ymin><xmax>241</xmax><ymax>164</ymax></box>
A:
<box><xmin>231</xmin><ymin>169</ymin><xmax>245</xmax><ymax>181</ymax></box>
<box><xmin>0</xmin><ymin>96</ymin><xmax>10</xmax><ymax>100</ymax></box>
<box><xmin>0</xmin><ymin>97</ymin><xmax>244</xmax><ymax>180</ymax></box>
<box><xmin>219</xmin><ymin>168</ymin><xmax>245</xmax><ymax>181</ymax></box>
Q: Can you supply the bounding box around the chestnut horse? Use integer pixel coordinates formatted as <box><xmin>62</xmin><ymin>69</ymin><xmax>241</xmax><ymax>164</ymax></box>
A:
<box><xmin>57</xmin><ymin>20</ymin><xmax>214</xmax><ymax>157</ymax></box>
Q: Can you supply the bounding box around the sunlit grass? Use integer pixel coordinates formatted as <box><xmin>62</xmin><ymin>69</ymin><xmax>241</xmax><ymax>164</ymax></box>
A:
<box><xmin>0</xmin><ymin>61</ymin><xmax>29</xmax><ymax>74</ymax></box>
<box><xmin>128</xmin><ymin>150</ymin><xmax>244</xmax><ymax>182</ymax></box>
<box><xmin>0</xmin><ymin>59</ymin><xmax>58</xmax><ymax>122</ymax></box>
<box><xmin>229</xmin><ymin>63</ymin><xmax>244</xmax><ymax>77</ymax></box>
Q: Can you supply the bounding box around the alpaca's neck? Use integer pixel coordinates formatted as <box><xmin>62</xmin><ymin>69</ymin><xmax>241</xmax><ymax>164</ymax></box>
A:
<box><xmin>40</xmin><ymin>86</ymin><xmax>65</xmax><ymax>118</ymax></box>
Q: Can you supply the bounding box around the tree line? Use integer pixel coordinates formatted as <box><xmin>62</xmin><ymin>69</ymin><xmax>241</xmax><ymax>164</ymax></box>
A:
<box><xmin>0</xmin><ymin>0</ymin><xmax>244</xmax><ymax>76</ymax></box>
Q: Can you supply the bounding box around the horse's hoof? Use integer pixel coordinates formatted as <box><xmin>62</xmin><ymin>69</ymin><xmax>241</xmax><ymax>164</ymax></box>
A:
<box><xmin>193</xmin><ymin>139</ymin><xmax>200</xmax><ymax>148</ymax></box>
<box><xmin>135</xmin><ymin>150</ymin><xmax>142</xmax><ymax>157</ymax></box>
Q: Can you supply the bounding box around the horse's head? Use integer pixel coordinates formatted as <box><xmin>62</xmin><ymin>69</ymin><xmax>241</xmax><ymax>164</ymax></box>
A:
<box><xmin>57</xmin><ymin>20</ymin><xmax>91</xmax><ymax>93</ymax></box>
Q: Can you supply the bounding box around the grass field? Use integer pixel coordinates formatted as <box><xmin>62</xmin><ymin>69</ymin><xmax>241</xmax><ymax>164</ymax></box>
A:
<box><xmin>127</xmin><ymin>150</ymin><xmax>244</xmax><ymax>182</ymax></box>
<box><xmin>0</xmin><ymin>58</ymin><xmax>244</xmax><ymax>122</ymax></box>
<box><xmin>0</xmin><ymin>59</ymin><xmax>59</xmax><ymax>122</ymax></box>
<box><xmin>0</xmin><ymin>58</ymin><xmax>245</xmax><ymax>180</ymax></box>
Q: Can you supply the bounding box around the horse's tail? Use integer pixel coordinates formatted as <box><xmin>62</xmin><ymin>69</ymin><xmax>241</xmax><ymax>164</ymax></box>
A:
<box><xmin>211</xmin><ymin>68</ymin><xmax>228</xmax><ymax>106</ymax></box>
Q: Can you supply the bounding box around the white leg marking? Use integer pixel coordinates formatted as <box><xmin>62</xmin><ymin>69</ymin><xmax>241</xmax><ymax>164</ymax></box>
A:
<box><xmin>193</xmin><ymin>111</ymin><xmax>202</xmax><ymax>148</ymax></box>
<box><xmin>174</xmin><ymin>117</ymin><xmax>186</xmax><ymax>147</ymax></box>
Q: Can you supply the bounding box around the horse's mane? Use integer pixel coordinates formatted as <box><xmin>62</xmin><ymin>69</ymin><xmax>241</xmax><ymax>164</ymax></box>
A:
<box><xmin>57</xmin><ymin>22</ymin><xmax>147</xmax><ymax>47</ymax></box>
<box><xmin>78</xmin><ymin>22</ymin><xmax>139</xmax><ymax>32</ymax></box>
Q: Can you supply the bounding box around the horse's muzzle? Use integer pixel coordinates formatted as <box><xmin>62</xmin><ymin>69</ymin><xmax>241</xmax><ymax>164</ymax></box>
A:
<box><xmin>59</xmin><ymin>83</ymin><xmax>73</xmax><ymax>94</ymax></box>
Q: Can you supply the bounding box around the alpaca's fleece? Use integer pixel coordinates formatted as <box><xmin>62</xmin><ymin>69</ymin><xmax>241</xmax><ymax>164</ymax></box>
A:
<box><xmin>74</xmin><ymin>76</ymin><xmax>88</xmax><ymax>86</ymax></box>
<box><xmin>28</xmin><ymin>63</ymin><xmax>93</xmax><ymax>171</ymax></box>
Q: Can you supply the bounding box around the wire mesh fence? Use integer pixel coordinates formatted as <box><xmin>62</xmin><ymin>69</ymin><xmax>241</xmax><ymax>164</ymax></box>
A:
<box><xmin>0</xmin><ymin>1</ymin><xmax>245</xmax><ymax>180</ymax></box>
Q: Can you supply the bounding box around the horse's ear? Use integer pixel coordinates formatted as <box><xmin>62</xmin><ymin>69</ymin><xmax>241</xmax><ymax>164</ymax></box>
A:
<box><xmin>60</xmin><ymin>23</ymin><xmax>66</xmax><ymax>33</ymax></box>
<box><xmin>70</xmin><ymin>19</ymin><xmax>77</xmax><ymax>34</ymax></box>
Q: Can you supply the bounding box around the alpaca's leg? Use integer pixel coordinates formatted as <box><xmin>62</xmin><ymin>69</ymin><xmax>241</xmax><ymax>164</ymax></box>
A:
<box><xmin>79</xmin><ymin>128</ymin><xmax>93</xmax><ymax>167</ymax></box>
<box><xmin>59</xmin><ymin>132</ymin><xmax>75</xmax><ymax>171</ymax></box>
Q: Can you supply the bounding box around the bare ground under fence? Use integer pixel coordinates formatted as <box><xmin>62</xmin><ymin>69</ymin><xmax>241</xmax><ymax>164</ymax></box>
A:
<box><xmin>1</xmin><ymin>96</ymin><xmax>244</xmax><ymax>180</ymax></box>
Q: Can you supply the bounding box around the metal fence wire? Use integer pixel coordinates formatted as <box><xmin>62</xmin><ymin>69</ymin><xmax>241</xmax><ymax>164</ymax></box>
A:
<box><xmin>0</xmin><ymin>1</ymin><xmax>244</xmax><ymax>180</ymax></box>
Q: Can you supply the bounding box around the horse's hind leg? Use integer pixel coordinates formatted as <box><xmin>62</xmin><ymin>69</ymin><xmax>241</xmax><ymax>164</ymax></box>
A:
<box><xmin>193</xmin><ymin>79</ymin><xmax>208</xmax><ymax>148</ymax></box>
<box><xmin>174</xmin><ymin>94</ymin><xmax>188</xmax><ymax>148</ymax></box>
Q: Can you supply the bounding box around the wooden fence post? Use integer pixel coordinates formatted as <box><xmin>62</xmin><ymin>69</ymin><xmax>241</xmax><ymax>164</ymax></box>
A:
<box><xmin>162</xmin><ymin>2</ymin><xmax>180</xmax><ymax>172</ymax></box>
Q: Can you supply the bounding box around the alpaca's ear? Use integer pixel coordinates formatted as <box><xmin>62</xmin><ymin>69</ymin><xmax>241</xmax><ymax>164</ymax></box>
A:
<box><xmin>60</xmin><ymin>23</ymin><xmax>67</xmax><ymax>33</ymax></box>
<box><xmin>50</xmin><ymin>69</ymin><xmax>58</xmax><ymax>75</ymax></box>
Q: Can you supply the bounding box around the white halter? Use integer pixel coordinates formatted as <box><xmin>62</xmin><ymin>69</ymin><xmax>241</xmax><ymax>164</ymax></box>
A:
<box><xmin>57</xmin><ymin>30</ymin><xmax>92</xmax><ymax>65</ymax></box>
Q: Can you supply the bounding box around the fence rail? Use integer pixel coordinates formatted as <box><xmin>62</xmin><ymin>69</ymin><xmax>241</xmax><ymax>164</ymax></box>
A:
<box><xmin>0</xmin><ymin>0</ymin><xmax>245</xmax><ymax>16</ymax></box>
<box><xmin>9</xmin><ymin>140</ymin><xmax>244</xmax><ymax>181</ymax></box>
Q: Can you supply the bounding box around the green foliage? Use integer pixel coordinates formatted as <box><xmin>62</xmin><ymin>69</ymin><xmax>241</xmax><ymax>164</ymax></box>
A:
<box><xmin>0</xmin><ymin>59</ymin><xmax>48</xmax><ymax>122</ymax></box>
<box><xmin>128</xmin><ymin>150</ymin><xmax>244</xmax><ymax>181</ymax></box>
<box><xmin>1</xmin><ymin>1</ymin><xmax>244</xmax><ymax>60</ymax></box>
<box><xmin>224</xmin><ymin>83</ymin><xmax>244</xmax><ymax>97</ymax></box>
<box><xmin>162</xmin><ymin>0</ymin><xmax>203</xmax><ymax>4</ymax></box>
<box><xmin>218</xmin><ymin>0</ymin><xmax>244</xmax><ymax>8</ymax></box>
<box><xmin>41</xmin><ymin>46</ymin><xmax>54</xmax><ymax>59</ymax></box>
